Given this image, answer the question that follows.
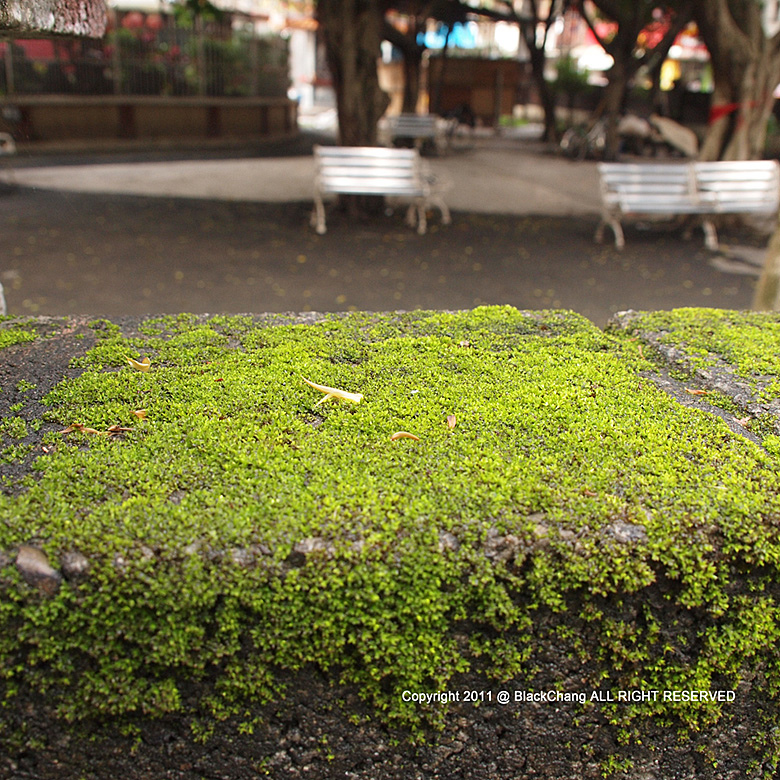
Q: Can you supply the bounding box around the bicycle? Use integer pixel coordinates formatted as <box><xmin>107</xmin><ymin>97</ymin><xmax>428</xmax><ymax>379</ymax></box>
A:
<box><xmin>559</xmin><ymin>118</ymin><xmax>607</xmax><ymax>160</ymax></box>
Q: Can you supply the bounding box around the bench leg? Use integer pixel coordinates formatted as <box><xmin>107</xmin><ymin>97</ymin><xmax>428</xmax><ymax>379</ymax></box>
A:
<box><xmin>702</xmin><ymin>218</ymin><xmax>718</xmax><ymax>251</ymax></box>
<box><xmin>405</xmin><ymin>203</ymin><xmax>417</xmax><ymax>228</ymax></box>
<box><xmin>430</xmin><ymin>196</ymin><xmax>451</xmax><ymax>226</ymax></box>
<box><xmin>595</xmin><ymin>217</ymin><xmax>624</xmax><ymax>249</ymax></box>
<box><xmin>416</xmin><ymin>200</ymin><xmax>427</xmax><ymax>235</ymax></box>
<box><xmin>311</xmin><ymin>194</ymin><xmax>327</xmax><ymax>235</ymax></box>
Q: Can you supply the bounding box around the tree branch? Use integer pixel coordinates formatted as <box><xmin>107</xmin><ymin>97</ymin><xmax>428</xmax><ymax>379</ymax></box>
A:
<box><xmin>576</xmin><ymin>0</ymin><xmax>611</xmax><ymax>54</ymax></box>
<box><xmin>381</xmin><ymin>16</ymin><xmax>423</xmax><ymax>53</ymax></box>
<box><xmin>638</xmin><ymin>1</ymin><xmax>694</xmax><ymax>72</ymax></box>
<box><xmin>587</xmin><ymin>0</ymin><xmax>620</xmax><ymax>21</ymax></box>
<box><xmin>692</xmin><ymin>0</ymin><xmax>746</xmax><ymax>55</ymax></box>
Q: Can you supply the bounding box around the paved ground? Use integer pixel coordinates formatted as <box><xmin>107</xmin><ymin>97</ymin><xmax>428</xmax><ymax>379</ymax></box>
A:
<box><xmin>0</xmin><ymin>128</ymin><xmax>769</xmax><ymax>327</ymax></box>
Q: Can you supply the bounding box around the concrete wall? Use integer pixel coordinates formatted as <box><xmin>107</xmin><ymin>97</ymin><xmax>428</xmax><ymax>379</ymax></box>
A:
<box><xmin>0</xmin><ymin>95</ymin><xmax>298</xmax><ymax>148</ymax></box>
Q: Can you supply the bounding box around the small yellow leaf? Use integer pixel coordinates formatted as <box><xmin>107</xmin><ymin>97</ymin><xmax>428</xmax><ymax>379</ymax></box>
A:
<box><xmin>105</xmin><ymin>425</ymin><xmax>133</xmax><ymax>436</ymax></box>
<box><xmin>302</xmin><ymin>377</ymin><xmax>363</xmax><ymax>405</ymax></box>
<box><xmin>684</xmin><ymin>388</ymin><xmax>708</xmax><ymax>396</ymax></box>
<box><xmin>127</xmin><ymin>356</ymin><xmax>151</xmax><ymax>372</ymax></box>
<box><xmin>390</xmin><ymin>431</ymin><xmax>420</xmax><ymax>441</ymax></box>
<box><xmin>132</xmin><ymin>409</ymin><xmax>148</xmax><ymax>420</ymax></box>
<box><xmin>446</xmin><ymin>414</ymin><xmax>457</xmax><ymax>429</ymax></box>
<box><xmin>61</xmin><ymin>423</ymin><xmax>100</xmax><ymax>435</ymax></box>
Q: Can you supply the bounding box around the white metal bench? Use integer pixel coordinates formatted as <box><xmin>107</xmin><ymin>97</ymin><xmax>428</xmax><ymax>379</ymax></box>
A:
<box><xmin>596</xmin><ymin>160</ymin><xmax>780</xmax><ymax>250</ymax></box>
<box><xmin>311</xmin><ymin>145</ymin><xmax>451</xmax><ymax>235</ymax></box>
<box><xmin>379</xmin><ymin>113</ymin><xmax>452</xmax><ymax>154</ymax></box>
<box><xmin>391</xmin><ymin>113</ymin><xmax>437</xmax><ymax>142</ymax></box>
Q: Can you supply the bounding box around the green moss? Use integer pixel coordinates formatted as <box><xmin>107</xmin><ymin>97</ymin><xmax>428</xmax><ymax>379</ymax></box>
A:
<box><xmin>0</xmin><ymin>417</ymin><xmax>27</xmax><ymax>440</ymax></box>
<box><xmin>1</xmin><ymin>307</ymin><xmax>780</xmax><ymax>755</ymax></box>
<box><xmin>0</xmin><ymin>443</ymin><xmax>33</xmax><ymax>464</ymax></box>
<box><xmin>0</xmin><ymin>324</ymin><xmax>37</xmax><ymax>351</ymax></box>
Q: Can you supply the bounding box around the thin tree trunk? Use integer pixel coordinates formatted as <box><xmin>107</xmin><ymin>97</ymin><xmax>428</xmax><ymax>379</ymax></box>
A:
<box><xmin>432</xmin><ymin>26</ymin><xmax>452</xmax><ymax>116</ymax></box>
<box><xmin>754</xmin><ymin>217</ymin><xmax>780</xmax><ymax>310</ymax></box>
<box><xmin>600</xmin><ymin>63</ymin><xmax>628</xmax><ymax>161</ymax></box>
<box><xmin>528</xmin><ymin>42</ymin><xmax>558</xmax><ymax>143</ymax></box>
<box><xmin>401</xmin><ymin>19</ymin><xmax>422</xmax><ymax>113</ymax></box>
<box><xmin>382</xmin><ymin>17</ymin><xmax>423</xmax><ymax>115</ymax></box>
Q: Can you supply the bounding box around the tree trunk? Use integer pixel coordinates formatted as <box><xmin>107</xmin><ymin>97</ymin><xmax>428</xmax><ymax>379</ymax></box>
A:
<box><xmin>528</xmin><ymin>41</ymin><xmax>558</xmax><ymax>143</ymax></box>
<box><xmin>585</xmin><ymin>1</ymin><xmax>693</xmax><ymax>160</ymax></box>
<box><xmin>694</xmin><ymin>0</ymin><xmax>780</xmax><ymax>161</ymax></box>
<box><xmin>401</xmin><ymin>18</ymin><xmax>422</xmax><ymax>114</ymax></box>
<box><xmin>382</xmin><ymin>17</ymin><xmax>424</xmax><ymax>115</ymax></box>
<box><xmin>600</xmin><ymin>61</ymin><xmax>629</xmax><ymax>160</ymax></box>
<box><xmin>401</xmin><ymin>50</ymin><xmax>422</xmax><ymax>114</ymax></box>
<box><xmin>692</xmin><ymin>0</ymin><xmax>780</xmax><ymax>311</ymax></box>
<box><xmin>698</xmin><ymin>47</ymin><xmax>780</xmax><ymax>161</ymax></box>
<box><xmin>432</xmin><ymin>26</ymin><xmax>452</xmax><ymax>116</ymax></box>
<box><xmin>754</xmin><ymin>216</ymin><xmax>780</xmax><ymax>310</ymax></box>
<box><xmin>317</xmin><ymin>0</ymin><xmax>390</xmax><ymax>147</ymax></box>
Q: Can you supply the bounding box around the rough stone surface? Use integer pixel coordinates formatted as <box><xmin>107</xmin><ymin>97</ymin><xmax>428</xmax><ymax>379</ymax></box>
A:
<box><xmin>0</xmin><ymin>0</ymin><xmax>106</xmax><ymax>38</ymax></box>
<box><xmin>609</xmin><ymin>309</ymin><xmax>780</xmax><ymax>441</ymax></box>
<box><xmin>59</xmin><ymin>551</ymin><xmax>89</xmax><ymax>581</ymax></box>
<box><xmin>15</xmin><ymin>545</ymin><xmax>62</xmax><ymax>595</ymax></box>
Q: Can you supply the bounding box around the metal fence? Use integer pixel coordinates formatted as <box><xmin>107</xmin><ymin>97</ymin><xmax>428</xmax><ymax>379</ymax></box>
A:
<box><xmin>0</xmin><ymin>12</ymin><xmax>289</xmax><ymax>98</ymax></box>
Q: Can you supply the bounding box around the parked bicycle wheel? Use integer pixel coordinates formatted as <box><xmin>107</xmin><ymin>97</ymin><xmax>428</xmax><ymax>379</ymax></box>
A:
<box><xmin>560</xmin><ymin>126</ymin><xmax>587</xmax><ymax>159</ymax></box>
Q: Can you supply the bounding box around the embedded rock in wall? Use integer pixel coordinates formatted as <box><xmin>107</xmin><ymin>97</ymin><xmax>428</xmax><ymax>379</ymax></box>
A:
<box><xmin>0</xmin><ymin>0</ymin><xmax>107</xmax><ymax>38</ymax></box>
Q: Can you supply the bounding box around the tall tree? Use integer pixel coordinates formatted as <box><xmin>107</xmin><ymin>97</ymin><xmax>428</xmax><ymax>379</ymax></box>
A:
<box><xmin>574</xmin><ymin>0</ymin><xmax>693</xmax><ymax>159</ymax></box>
<box><xmin>382</xmin><ymin>15</ymin><xmax>425</xmax><ymax>113</ymax></box>
<box><xmin>317</xmin><ymin>0</ymin><xmax>390</xmax><ymax>146</ymax></box>
<box><xmin>693</xmin><ymin>0</ymin><xmax>780</xmax><ymax>162</ymax></box>
<box><xmin>700</xmin><ymin>3</ymin><xmax>780</xmax><ymax>311</ymax></box>
<box><xmin>510</xmin><ymin>0</ymin><xmax>572</xmax><ymax>143</ymax></box>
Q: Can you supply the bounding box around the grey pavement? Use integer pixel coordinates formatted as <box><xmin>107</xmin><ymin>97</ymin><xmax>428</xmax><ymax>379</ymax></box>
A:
<box><xmin>9</xmin><ymin>130</ymin><xmax>603</xmax><ymax>217</ymax></box>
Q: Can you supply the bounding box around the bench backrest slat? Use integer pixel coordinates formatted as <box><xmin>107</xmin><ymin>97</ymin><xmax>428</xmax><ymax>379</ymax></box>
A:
<box><xmin>391</xmin><ymin>114</ymin><xmax>437</xmax><ymax>137</ymax></box>
<box><xmin>598</xmin><ymin>159</ymin><xmax>780</xmax><ymax>215</ymax></box>
<box><xmin>695</xmin><ymin>160</ymin><xmax>780</xmax><ymax>213</ymax></box>
<box><xmin>315</xmin><ymin>146</ymin><xmax>418</xmax><ymax>161</ymax></box>
<box><xmin>314</xmin><ymin>145</ymin><xmax>425</xmax><ymax>196</ymax></box>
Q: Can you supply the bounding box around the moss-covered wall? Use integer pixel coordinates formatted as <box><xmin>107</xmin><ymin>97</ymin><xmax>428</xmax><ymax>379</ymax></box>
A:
<box><xmin>1</xmin><ymin>307</ymin><xmax>779</xmax><ymax>779</ymax></box>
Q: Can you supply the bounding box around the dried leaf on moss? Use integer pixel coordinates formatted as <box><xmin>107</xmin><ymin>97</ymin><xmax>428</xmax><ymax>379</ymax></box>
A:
<box><xmin>127</xmin><ymin>356</ymin><xmax>151</xmax><ymax>372</ymax></box>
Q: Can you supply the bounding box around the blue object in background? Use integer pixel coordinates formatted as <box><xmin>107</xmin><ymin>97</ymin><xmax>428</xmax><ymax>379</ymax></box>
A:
<box><xmin>418</xmin><ymin>22</ymin><xmax>477</xmax><ymax>50</ymax></box>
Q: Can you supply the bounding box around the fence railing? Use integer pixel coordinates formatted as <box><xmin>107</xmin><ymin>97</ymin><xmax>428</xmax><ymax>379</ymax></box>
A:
<box><xmin>0</xmin><ymin>15</ymin><xmax>289</xmax><ymax>98</ymax></box>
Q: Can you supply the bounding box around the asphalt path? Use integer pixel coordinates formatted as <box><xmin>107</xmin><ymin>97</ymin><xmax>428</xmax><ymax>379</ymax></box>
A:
<box><xmin>0</xmin><ymin>130</ymin><xmax>768</xmax><ymax>326</ymax></box>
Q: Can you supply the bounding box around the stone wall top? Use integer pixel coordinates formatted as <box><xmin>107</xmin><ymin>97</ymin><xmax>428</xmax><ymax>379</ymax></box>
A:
<box><xmin>0</xmin><ymin>0</ymin><xmax>107</xmax><ymax>38</ymax></box>
<box><xmin>3</xmin><ymin>307</ymin><xmax>780</xmax><ymax>780</ymax></box>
